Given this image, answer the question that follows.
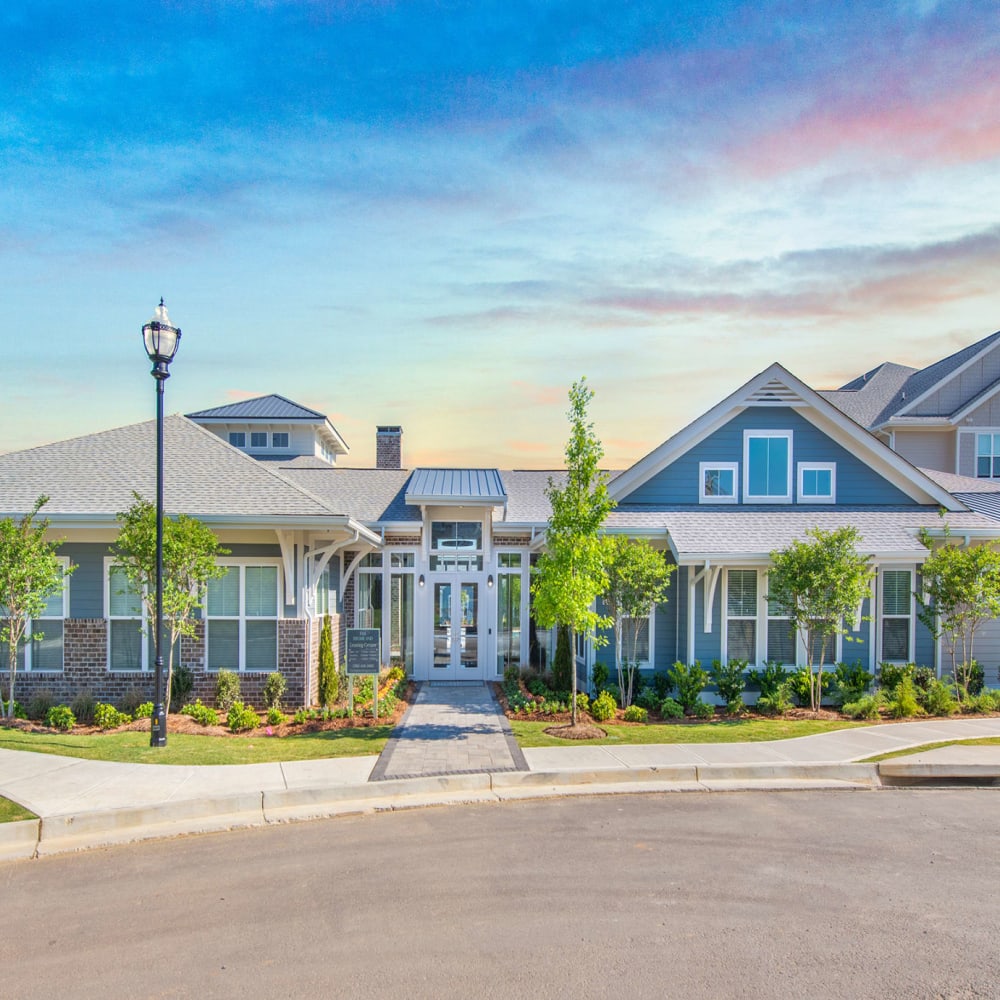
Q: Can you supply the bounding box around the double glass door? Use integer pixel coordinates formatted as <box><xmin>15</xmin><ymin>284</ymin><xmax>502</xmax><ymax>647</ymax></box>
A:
<box><xmin>432</xmin><ymin>578</ymin><xmax>482</xmax><ymax>678</ymax></box>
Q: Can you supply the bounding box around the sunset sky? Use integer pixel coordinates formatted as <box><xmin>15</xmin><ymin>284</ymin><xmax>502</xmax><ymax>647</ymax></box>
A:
<box><xmin>3</xmin><ymin>1</ymin><xmax>999</xmax><ymax>469</ymax></box>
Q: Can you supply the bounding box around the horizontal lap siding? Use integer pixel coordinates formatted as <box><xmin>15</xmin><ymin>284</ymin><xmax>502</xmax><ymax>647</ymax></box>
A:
<box><xmin>621</xmin><ymin>407</ymin><xmax>914</xmax><ymax>505</ymax></box>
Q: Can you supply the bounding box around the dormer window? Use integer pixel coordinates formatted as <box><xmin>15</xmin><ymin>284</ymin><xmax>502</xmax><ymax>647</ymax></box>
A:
<box><xmin>744</xmin><ymin>431</ymin><xmax>792</xmax><ymax>502</ymax></box>
<box><xmin>272</xmin><ymin>432</ymin><xmax>289</xmax><ymax>448</ymax></box>
<box><xmin>251</xmin><ymin>432</ymin><xmax>267</xmax><ymax>448</ymax></box>
<box><xmin>229</xmin><ymin>432</ymin><xmax>246</xmax><ymax>448</ymax></box>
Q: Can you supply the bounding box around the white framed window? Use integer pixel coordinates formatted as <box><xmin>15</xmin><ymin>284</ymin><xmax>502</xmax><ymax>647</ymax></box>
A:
<box><xmin>976</xmin><ymin>433</ymin><xmax>1000</xmax><ymax>479</ymax></box>
<box><xmin>2</xmin><ymin>557</ymin><xmax>69</xmax><ymax>672</ymax></box>
<box><xmin>206</xmin><ymin>562</ymin><xmax>281</xmax><ymax>671</ymax></box>
<box><xmin>496</xmin><ymin>552</ymin><xmax>525</xmax><ymax>677</ymax></box>
<box><xmin>726</xmin><ymin>569</ymin><xmax>758</xmax><ymax>661</ymax></box>
<box><xmin>389</xmin><ymin>551</ymin><xmax>416</xmax><ymax>674</ymax></box>
<box><xmin>355</xmin><ymin>552</ymin><xmax>383</xmax><ymax>630</ymax></box>
<box><xmin>765</xmin><ymin>589</ymin><xmax>796</xmax><ymax>665</ymax></box>
<box><xmin>315</xmin><ymin>568</ymin><xmax>333</xmax><ymax>616</ymax></box>
<box><xmin>880</xmin><ymin>569</ymin><xmax>913</xmax><ymax>663</ymax></box>
<box><xmin>229</xmin><ymin>431</ymin><xmax>246</xmax><ymax>448</ymax></box>
<box><xmin>797</xmin><ymin>462</ymin><xmax>836</xmax><ymax>503</ymax></box>
<box><xmin>621</xmin><ymin>612</ymin><xmax>654</xmax><ymax>667</ymax></box>
<box><xmin>744</xmin><ymin>431</ymin><xmax>792</xmax><ymax>502</ymax></box>
<box><xmin>699</xmin><ymin>462</ymin><xmax>738</xmax><ymax>503</ymax></box>
<box><xmin>250</xmin><ymin>431</ymin><xmax>267</xmax><ymax>449</ymax></box>
<box><xmin>272</xmin><ymin>432</ymin><xmax>289</xmax><ymax>449</ymax></box>
<box><xmin>106</xmin><ymin>558</ymin><xmax>148</xmax><ymax>671</ymax></box>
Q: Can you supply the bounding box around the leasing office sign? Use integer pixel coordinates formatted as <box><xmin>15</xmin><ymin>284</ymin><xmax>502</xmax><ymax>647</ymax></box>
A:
<box><xmin>346</xmin><ymin>628</ymin><xmax>381</xmax><ymax>675</ymax></box>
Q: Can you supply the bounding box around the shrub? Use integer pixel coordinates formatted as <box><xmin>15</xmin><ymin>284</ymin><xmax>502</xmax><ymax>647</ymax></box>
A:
<box><xmin>877</xmin><ymin>662</ymin><xmax>912</xmax><ymax>694</ymax></box>
<box><xmin>886</xmin><ymin>676</ymin><xmax>923</xmax><ymax>719</ymax></box>
<box><xmin>746</xmin><ymin>662</ymin><xmax>789</xmax><ymax>701</ymax></box>
<box><xmin>590</xmin><ymin>662</ymin><xmax>609</xmax><ymax>693</ymax></box>
<box><xmin>0</xmin><ymin>698</ymin><xmax>26</xmax><ymax>720</ymax></box>
<box><xmin>659</xmin><ymin>697</ymin><xmax>684</xmax><ymax>719</ymax></box>
<box><xmin>788</xmin><ymin>667</ymin><xmax>829</xmax><ymax>707</ymax></box>
<box><xmin>842</xmin><ymin>693</ymin><xmax>883</xmax><ymax>720</ymax></box>
<box><xmin>832</xmin><ymin>661</ymin><xmax>873</xmax><ymax>706</ymax></box>
<box><xmin>590</xmin><ymin>690</ymin><xmax>617</xmax><ymax>722</ymax></box>
<box><xmin>293</xmin><ymin>708</ymin><xmax>309</xmax><ymax>725</ymax></box>
<box><xmin>27</xmin><ymin>689</ymin><xmax>55</xmax><ymax>722</ymax></box>
<box><xmin>227</xmin><ymin>700</ymin><xmax>259</xmax><ymax>733</ymax></box>
<box><xmin>215</xmin><ymin>669</ymin><xmax>241</xmax><ymax>711</ymax></box>
<box><xmin>709</xmin><ymin>659</ymin><xmax>746</xmax><ymax>712</ymax></box>
<box><xmin>603</xmin><ymin>684</ymin><xmax>621</xmax><ymax>708</ymax></box>
<box><xmin>94</xmin><ymin>702</ymin><xmax>131</xmax><ymax>729</ymax></box>
<box><xmin>971</xmin><ymin>688</ymin><xmax>1000</xmax><ymax>712</ymax></box>
<box><xmin>318</xmin><ymin>614</ymin><xmax>339</xmax><ymax>707</ymax></box>
<box><xmin>71</xmin><ymin>691</ymin><xmax>97</xmax><ymax>725</ymax></box>
<box><xmin>262</xmin><ymin>671</ymin><xmax>286</xmax><ymax>710</ymax></box>
<box><xmin>691</xmin><ymin>699</ymin><xmax>715</xmax><ymax>720</ymax></box>
<box><xmin>503</xmin><ymin>664</ymin><xmax>520</xmax><ymax>686</ymax></box>
<box><xmin>652</xmin><ymin>671</ymin><xmax>672</xmax><ymax>699</ymax></box>
<box><xmin>623</xmin><ymin>704</ymin><xmax>648</xmax><ymax>723</ymax></box>
<box><xmin>182</xmin><ymin>699</ymin><xmax>220</xmax><ymax>727</ymax></box>
<box><xmin>955</xmin><ymin>660</ymin><xmax>985</xmax><ymax>698</ymax></box>
<box><xmin>133</xmin><ymin>702</ymin><xmax>154</xmax><ymax>719</ymax></box>
<box><xmin>266</xmin><ymin>706</ymin><xmax>284</xmax><ymax>726</ymax></box>
<box><xmin>575</xmin><ymin>692</ymin><xmax>590</xmax><ymax>714</ymax></box>
<box><xmin>912</xmin><ymin>666</ymin><xmax>935</xmax><ymax>692</ymax></box>
<box><xmin>171</xmin><ymin>665</ymin><xmax>194</xmax><ymax>709</ymax></box>
<box><xmin>386</xmin><ymin>665</ymin><xmax>406</xmax><ymax>683</ymax></box>
<box><xmin>755</xmin><ymin>684</ymin><xmax>793</xmax><ymax>716</ymax></box>
<box><xmin>120</xmin><ymin>687</ymin><xmax>148</xmax><ymax>717</ymax></box>
<box><xmin>46</xmin><ymin>704</ymin><xmax>75</xmax><ymax>731</ymax></box>
<box><xmin>667</xmin><ymin>661</ymin><xmax>708</xmax><ymax>712</ymax></box>
<box><xmin>921</xmin><ymin>679</ymin><xmax>958</xmax><ymax>717</ymax></box>
<box><xmin>635</xmin><ymin>687</ymin><xmax>661</xmax><ymax>711</ymax></box>
<box><xmin>552</xmin><ymin>626</ymin><xmax>572</xmax><ymax>692</ymax></box>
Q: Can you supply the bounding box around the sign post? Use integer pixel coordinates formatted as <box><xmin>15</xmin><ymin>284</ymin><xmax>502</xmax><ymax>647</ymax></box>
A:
<box><xmin>346</xmin><ymin>628</ymin><xmax>381</xmax><ymax>719</ymax></box>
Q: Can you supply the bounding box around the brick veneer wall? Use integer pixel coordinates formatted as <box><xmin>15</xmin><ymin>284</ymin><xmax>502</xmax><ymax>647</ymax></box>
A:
<box><xmin>2</xmin><ymin>617</ymin><xmax>314</xmax><ymax>712</ymax></box>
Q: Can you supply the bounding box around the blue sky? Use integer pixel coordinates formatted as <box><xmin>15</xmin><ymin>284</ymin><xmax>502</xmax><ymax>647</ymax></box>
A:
<box><xmin>3</xmin><ymin>0</ymin><xmax>999</xmax><ymax>468</ymax></box>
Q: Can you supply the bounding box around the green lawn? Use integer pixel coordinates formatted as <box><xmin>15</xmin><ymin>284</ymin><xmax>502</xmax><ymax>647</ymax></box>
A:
<box><xmin>862</xmin><ymin>736</ymin><xmax>1000</xmax><ymax>762</ymax></box>
<box><xmin>0</xmin><ymin>796</ymin><xmax>37</xmax><ymax>824</ymax></box>
<box><xmin>0</xmin><ymin>726</ymin><xmax>391</xmax><ymax>765</ymax></box>
<box><xmin>510</xmin><ymin>717</ymin><xmax>865</xmax><ymax>748</ymax></box>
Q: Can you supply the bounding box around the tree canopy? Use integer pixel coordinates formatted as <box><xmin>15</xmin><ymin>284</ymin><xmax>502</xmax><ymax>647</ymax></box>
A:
<box><xmin>767</xmin><ymin>525</ymin><xmax>874</xmax><ymax>711</ymax></box>
<box><xmin>531</xmin><ymin>378</ymin><xmax>615</xmax><ymax>724</ymax></box>
<box><xmin>0</xmin><ymin>497</ymin><xmax>71</xmax><ymax>720</ymax></box>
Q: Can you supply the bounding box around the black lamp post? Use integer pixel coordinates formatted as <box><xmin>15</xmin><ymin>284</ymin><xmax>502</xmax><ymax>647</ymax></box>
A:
<box><xmin>142</xmin><ymin>298</ymin><xmax>181</xmax><ymax>748</ymax></box>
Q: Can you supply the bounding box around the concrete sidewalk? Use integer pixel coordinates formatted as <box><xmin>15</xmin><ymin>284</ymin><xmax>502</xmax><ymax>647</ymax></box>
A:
<box><xmin>2</xmin><ymin>716</ymin><xmax>999</xmax><ymax>862</ymax></box>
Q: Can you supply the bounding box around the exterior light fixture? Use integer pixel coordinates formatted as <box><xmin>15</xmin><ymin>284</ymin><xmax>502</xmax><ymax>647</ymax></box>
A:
<box><xmin>418</xmin><ymin>574</ymin><xmax>425</xmax><ymax>588</ymax></box>
<box><xmin>487</xmin><ymin>574</ymin><xmax>494</xmax><ymax>588</ymax></box>
<box><xmin>142</xmin><ymin>298</ymin><xmax>181</xmax><ymax>748</ymax></box>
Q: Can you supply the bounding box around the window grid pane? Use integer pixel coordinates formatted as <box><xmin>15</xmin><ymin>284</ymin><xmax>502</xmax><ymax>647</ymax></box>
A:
<box><xmin>208</xmin><ymin>568</ymin><xmax>240</xmax><ymax>617</ymax></box>
<box><xmin>245</xmin><ymin>566</ymin><xmax>278</xmax><ymax>617</ymax></box>
<box><xmin>883</xmin><ymin>571</ymin><xmax>911</xmax><ymax>615</ymax></box>
<box><xmin>766</xmin><ymin>619</ymin><xmax>796</xmax><ymax>664</ymax></box>
<box><xmin>245</xmin><ymin>621</ymin><xmax>277</xmax><ymax>671</ymax></box>
<box><xmin>207</xmin><ymin>620</ymin><xmax>240</xmax><ymax>671</ymax></box>
<box><xmin>728</xmin><ymin>570</ymin><xmax>757</xmax><ymax>617</ymax></box>
<box><xmin>727</xmin><ymin>620</ymin><xmax>756</xmax><ymax>661</ymax></box>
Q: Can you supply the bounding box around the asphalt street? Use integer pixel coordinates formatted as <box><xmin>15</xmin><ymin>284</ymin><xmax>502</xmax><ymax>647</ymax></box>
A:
<box><xmin>5</xmin><ymin>789</ymin><xmax>999</xmax><ymax>999</ymax></box>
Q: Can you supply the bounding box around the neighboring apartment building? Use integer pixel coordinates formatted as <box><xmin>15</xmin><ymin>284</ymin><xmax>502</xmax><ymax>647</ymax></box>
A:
<box><xmin>4</xmin><ymin>340</ymin><xmax>1000</xmax><ymax>710</ymax></box>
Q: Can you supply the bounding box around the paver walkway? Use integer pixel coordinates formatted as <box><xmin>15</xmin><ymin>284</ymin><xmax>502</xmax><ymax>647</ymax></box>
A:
<box><xmin>370</xmin><ymin>682</ymin><xmax>527</xmax><ymax>780</ymax></box>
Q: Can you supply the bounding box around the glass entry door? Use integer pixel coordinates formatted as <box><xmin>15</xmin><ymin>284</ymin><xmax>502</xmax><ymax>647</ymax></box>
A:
<box><xmin>432</xmin><ymin>579</ymin><xmax>482</xmax><ymax>679</ymax></box>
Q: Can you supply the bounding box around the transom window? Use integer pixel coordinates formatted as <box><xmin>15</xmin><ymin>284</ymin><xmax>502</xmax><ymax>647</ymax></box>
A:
<box><xmin>744</xmin><ymin>431</ymin><xmax>792</xmax><ymax>501</ymax></box>
<box><xmin>699</xmin><ymin>462</ymin><xmax>738</xmax><ymax>503</ymax></box>
<box><xmin>976</xmin><ymin>434</ymin><xmax>1000</xmax><ymax>478</ymax></box>
<box><xmin>430</xmin><ymin>521</ymin><xmax>483</xmax><ymax>571</ymax></box>
<box><xmin>798</xmin><ymin>463</ymin><xmax>836</xmax><ymax>503</ymax></box>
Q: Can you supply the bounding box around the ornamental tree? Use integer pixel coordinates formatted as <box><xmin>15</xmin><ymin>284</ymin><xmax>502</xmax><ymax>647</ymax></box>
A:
<box><xmin>531</xmin><ymin>378</ymin><xmax>615</xmax><ymax>725</ymax></box>
<box><xmin>602</xmin><ymin>536</ymin><xmax>674</xmax><ymax>708</ymax></box>
<box><xmin>916</xmin><ymin>523</ymin><xmax>1000</xmax><ymax>700</ymax></box>
<box><xmin>767</xmin><ymin>526</ymin><xmax>874</xmax><ymax>712</ymax></box>
<box><xmin>0</xmin><ymin>496</ymin><xmax>71</xmax><ymax>720</ymax></box>
<box><xmin>111</xmin><ymin>493</ymin><xmax>229</xmax><ymax>712</ymax></box>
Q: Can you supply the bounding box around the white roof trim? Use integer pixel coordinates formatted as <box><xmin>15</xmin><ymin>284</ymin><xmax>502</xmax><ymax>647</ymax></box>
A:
<box><xmin>608</xmin><ymin>362</ymin><xmax>964</xmax><ymax>511</ymax></box>
<box><xmin>894</xmin><ymin>336</ymin><xmax>1000</xmax><ymax>418</ymax></box>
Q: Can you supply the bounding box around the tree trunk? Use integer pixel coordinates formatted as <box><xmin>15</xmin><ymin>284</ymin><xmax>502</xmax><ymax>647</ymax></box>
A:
<box><xmin>569</xmin><ymin>627</ymin><xmax>578</xmax><ymax>725</ymax></box>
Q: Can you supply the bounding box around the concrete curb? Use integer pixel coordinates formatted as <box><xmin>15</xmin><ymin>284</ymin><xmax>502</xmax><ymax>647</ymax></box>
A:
<box><xmin>4</xmin><ymin>759</ymin><xmax>998</xmax><ymax>861</ymax></box>
<box><xmin>0</xmin><ymin>819</ymin><xmax>42</xmax><ymax>862</ymax></box>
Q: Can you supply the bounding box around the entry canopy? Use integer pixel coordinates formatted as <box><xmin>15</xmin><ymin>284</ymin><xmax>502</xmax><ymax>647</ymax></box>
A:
<box><xmin>406</xmin><ymin>468</ymin><xmax>506</xmax><ymax>506</ymax></box>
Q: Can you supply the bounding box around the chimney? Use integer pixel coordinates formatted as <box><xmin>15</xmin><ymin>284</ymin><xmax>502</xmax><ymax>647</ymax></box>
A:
<box><xmin>376</xmin><ymin>426</ymin><xmax>402</xmax><ymax>469</ymax></box>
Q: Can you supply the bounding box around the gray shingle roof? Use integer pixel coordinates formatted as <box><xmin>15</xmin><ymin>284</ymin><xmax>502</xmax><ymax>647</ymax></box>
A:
<box><xmin>279</xmin><ymin>468</ymin><xmax>417</xmax><ymax>522</ymax></box>
<box><xmin>186</xmin><ymin>394</ymin><xmax>325</xmax><ymax>421</ymax></box>
<box><xmin>603</xmin><ymin>507</ymin><xmax>1000</xmax><ymax>559</ymax></box>
<box><xmin>0</xmin><ymin>416</ymin><xmax>342</xmax><ymax>521</ymax></box>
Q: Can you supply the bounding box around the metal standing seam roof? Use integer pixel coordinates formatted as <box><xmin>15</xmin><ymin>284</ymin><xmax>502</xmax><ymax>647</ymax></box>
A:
<box><xmin>186</xmin><ymin>394</ymin><xmax>326</xmax><ymax>421</ymax></box>
<box><xmin>405</xmin><ymin>468</ymin><xmax>507</xmax><ymax>505</ymax></box>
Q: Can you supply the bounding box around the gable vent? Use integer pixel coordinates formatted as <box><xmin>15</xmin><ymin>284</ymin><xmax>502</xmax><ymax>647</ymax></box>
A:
<box><xmin>746</xmin><ymin>379</ymin><xmax>806</xmax><ymax>406</ymax></box>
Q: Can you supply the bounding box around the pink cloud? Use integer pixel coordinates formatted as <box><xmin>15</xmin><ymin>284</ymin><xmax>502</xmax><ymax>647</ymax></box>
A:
<box><xmin>511</xmin><ymin>381</ymin><xmax>564</xmax><ymax>406</ymax></box>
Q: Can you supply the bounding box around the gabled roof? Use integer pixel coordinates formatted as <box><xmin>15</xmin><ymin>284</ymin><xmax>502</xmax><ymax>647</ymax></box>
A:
<box><xmin>405</xmin><ymin>468</ymin><xmax>506</xmax><ymax>506</ymax></box>
<box><xmin>608</xmin><ymin>362</ymin><xmax>964</xmax><ymax>511</ymax></box>
<box><xmin>0</xmin><ymin>416</ymin><xmax>372</xmax><ymax>537</ymax></box>
<box><xmin>186</xmin><ymin>393</ymin><xmax>349</xmax><ymax>456</ymax></box>
<box><xmin>278</xmin><ymin>467</ymin><xmax>417</xmax><ymax>523</ymax></box>
<box><xmin>918</xmin><ymin>467</ymin><xmax>1000</xmax><ymax>521</ymax></box>
<box><xmin>187</xmin><ymin>394</ymin><xmax>325</xmax><ymax>421</ymax></box>
<box><xmin>824</xmin><ymin>331</ymin><xmax>1000</xmax><ymax>429</ymax></box>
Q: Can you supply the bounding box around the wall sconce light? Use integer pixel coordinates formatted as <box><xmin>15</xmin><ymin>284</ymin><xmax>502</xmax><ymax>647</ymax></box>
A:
<box><xmin>418</xmin><ymin>574</ymin><xmax>425</xmax><ymax>588</ymax></box>
<box><xmin>487</xmin><ymin>574</ymin><xmax>494</xmax><ymax>588</ymax></box>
